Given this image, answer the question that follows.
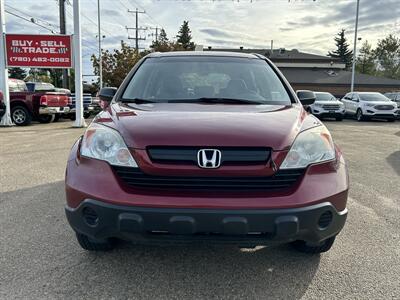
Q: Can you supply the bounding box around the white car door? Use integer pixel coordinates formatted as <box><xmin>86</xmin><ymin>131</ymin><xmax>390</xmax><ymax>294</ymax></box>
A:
<box><xmin>341</xmin><ymin>93</ymin><xmax>352</xmax><ymax>113</ymax></box>
<box><xmin>350</xmin><ymin>93</ymin><xmax>360</xmax><ymax>114</ymax></box>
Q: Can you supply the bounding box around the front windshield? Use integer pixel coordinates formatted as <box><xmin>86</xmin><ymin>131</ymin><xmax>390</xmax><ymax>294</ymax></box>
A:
<box><xmin>315</xmin><ymin>92</ymin><xmax>336</xmax><ymax>101</ymax></box>
<box><xmin>360</xmin><ymin>93</ymin><xmax>390</xmax><ymax>102</ymax></box>
<box><xmin>122</xmin><ymin>56</ymin><xmax>292</xmax><ymax>104</ymax></box>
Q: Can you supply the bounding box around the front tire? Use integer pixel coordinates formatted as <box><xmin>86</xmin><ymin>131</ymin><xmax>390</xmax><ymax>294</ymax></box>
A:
<box><xmin>336</xmin><ymin>116</ymin><xmax>343</xmax><ymax>121</ymax></box>
<box><xmin>11</xmin><ymin>106</ymin><xmax>32</xmax><ymax>126</ymax></box>
<box><xmin>356</xmin><ymin>109</ymin><xmax>364</xmax><ymax>121</ymax></box>
<box><xmin>387</xmin><ymin>118</ymin><xmax>395</xmax><ymax>122</ymax></box>
<box><xmin>292</xmin><ymin>236</ymin><xmax>336</xmax><ymax>254</ymax></box>
<box><xmin>75</xmin><ymin>232</ymin><xmax>115</xmax><ymax>251</ymax></box>
<box><xmin>37</xmin><ymin>114</ymin><xmax>55</xmax><ymax>123</ymax></box>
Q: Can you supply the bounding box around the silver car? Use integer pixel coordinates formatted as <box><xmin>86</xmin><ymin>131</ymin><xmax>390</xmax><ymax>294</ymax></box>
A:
<box><xmin>341</xmin><ymin>92</ymin><xmax>397</xmax><ymax>122</ymax></box>
<box><xmin>307</xmin><ymin>92</ymin><xmax>345</xmax><ymax>121</ymax></box>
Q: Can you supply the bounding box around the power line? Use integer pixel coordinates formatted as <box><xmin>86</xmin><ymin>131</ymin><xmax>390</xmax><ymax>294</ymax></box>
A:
<box><xmin>153</xmin><ymin>0</ymin><xmax>319</xmax><ymax>1</ymax></box>
<box><xmin>118</xmin><ymin>0</ymin><xmax>131</xmax><ymax>10</ymax></box>
<box><xmin>65</xmin><ymin>0</ymin><xmax>114</xmax><ymax>37</ymax></box>
<box><xmin>5</xmin><ymin>10</ymin><xmax>56</xmax><ymax>33</ymax></box>
<box><xmin>65</xmin><ymin>7</ymin><xmax>101</xmax><ymax>51</ymax></box>
<box><xmin>5</xmin><ymin>4</ymin><xmax>60</xmax><ymax>30</ymax></box>
<box><xmin>150</xmin><ymin>0</ymin><xmax>324</xmax><ymax>3</ymax></box>
<box><xmin>128</xmin><ymin>0</ymin><xmax>163</xmax><ymax>28</ymax></box>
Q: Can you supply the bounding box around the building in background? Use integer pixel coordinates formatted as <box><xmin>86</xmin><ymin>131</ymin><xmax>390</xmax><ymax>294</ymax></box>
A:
<box><xmin>204</xmin><ymin>47</ymin><xmax>400</xmax><ymax>97</ymax></box>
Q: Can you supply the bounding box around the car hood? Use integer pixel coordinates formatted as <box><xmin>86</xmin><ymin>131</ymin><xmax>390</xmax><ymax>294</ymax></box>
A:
<box><xmin>96</xmin><ymin>102</ymin><xmax>319</xmax><ymax>150</ymax></box>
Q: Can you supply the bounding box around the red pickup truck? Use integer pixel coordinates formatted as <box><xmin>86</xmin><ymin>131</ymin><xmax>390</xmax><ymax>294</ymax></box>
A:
<box><xmin>3</xmin><ymin>79</ymin><xmax>70</xmax><ymax>126</ymax></box>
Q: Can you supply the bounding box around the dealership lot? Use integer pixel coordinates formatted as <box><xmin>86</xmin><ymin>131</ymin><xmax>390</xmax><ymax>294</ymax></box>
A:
<box><xmin>0</xmin><ymin>120</ymin><xmax>399</xmax><ymax>299</ymax></box>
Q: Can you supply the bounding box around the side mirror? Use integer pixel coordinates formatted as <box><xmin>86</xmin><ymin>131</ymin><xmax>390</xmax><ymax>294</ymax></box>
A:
<box><xmin>98</xmin><ymin>87</ymin><xmax>117</xmax><ymax>102</ymax></box>
<box><xmin>98</xmin><ymin>87</ymin><xmax>117</xmax><ymax>109</ymax></box>
<box><xmin>296</xmin><ymin>90</ymin><xmax>316</xmax><ymax>105</ymax></box>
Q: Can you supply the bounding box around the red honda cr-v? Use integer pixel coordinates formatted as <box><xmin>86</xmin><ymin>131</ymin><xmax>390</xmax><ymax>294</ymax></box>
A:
<box><xmin>65</xmin><ymin>52</ymin><xmax>348</xmax><ymax>254</ymax></box>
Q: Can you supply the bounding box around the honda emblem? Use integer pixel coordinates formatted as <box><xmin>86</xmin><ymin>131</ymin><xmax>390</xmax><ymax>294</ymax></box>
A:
<box><xmin>197</xmin><ymin>149</ymin><xmax>222</xmax><ymax>169</ymax></box>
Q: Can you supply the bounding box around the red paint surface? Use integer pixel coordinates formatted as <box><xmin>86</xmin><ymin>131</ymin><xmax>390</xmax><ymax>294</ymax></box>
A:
<box><xmin>96</xmin><ymin>102</ymin><xmax>314</xmax><ymax>151</ymax></box>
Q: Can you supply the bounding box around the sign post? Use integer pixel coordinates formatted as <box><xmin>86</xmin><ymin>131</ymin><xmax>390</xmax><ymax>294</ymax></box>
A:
<box><xmin>72</xmin><ymin>0</ymin><xmax>86</xmax><ymax>128</ymax></box>
<box><xmin>0</xmin><ymin>0</ymin><xmax>13</xmax><ymax>126</ymax></box>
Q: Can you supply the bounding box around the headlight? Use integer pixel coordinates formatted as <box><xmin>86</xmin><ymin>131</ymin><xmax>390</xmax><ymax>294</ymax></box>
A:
<box><xmin>364</xmin><ymin>103</ymin><xmax>375</xmax><ymax>107</ymax></box>
<box><xmin>81</xmin><ymin>123</ymin><xmax>138</xmax><ymax>167</ymax></box>
<box><xmin>280</xmin><ymin>126</ymin><xmax>335</xmax><ymax>169</ymax></box>
<box><xmin>314</xmin><ymin>103</ymin><xmax>323</xmax><ymax>107</ymax></box>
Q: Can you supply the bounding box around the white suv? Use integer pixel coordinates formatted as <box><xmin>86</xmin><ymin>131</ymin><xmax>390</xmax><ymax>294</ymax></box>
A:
<box><xmin>341</xmin><ymin>92</ymin><xmax>397</xmax><ymax>122</ymax></box>
<box><xmin>308</xmin><ymin>92</ymin><xmax>345</xmax><ymax>121</ymax></box>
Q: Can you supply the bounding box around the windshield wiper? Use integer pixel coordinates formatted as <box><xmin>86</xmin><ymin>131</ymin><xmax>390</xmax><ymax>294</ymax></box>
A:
<box><xmin>169</xmin><ymin>97</ymin><xmax>264</xmax><ymax>104</ymax></box>
<box><xmin>121</xmin><ymin>98</ymin><xmax>156</xmax><ymax>104</ymax></box>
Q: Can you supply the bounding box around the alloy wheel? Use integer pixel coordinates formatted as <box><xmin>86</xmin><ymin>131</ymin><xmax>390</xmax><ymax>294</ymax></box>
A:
<box><xmin>12</xmin><ymin>108</ymin><xmax>26</xmax><ymax>124</ymax></box>
<box><xmin>357</xmin><ymin>110</ymin><xmax>363</xmax><ymax>121</ymax></box>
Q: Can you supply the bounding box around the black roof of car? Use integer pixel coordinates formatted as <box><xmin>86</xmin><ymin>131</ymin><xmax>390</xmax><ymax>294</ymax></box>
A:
<box><xmin>147</xmin><ymin>51</ymin><xmax>261</xmax><ymax>59</ymax></box>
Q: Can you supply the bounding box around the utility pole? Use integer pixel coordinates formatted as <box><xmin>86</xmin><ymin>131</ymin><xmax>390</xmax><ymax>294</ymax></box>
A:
<box><xmin>59</xmin><ymin>0</ymin><xmax>69</xmax><ymax>89</ymax></box>
<box><xmin>97</xmin><ymin>0</ymin><xmax>102</xmax><ymax>89</ymax></box>
<box><xmin>351</xmin><ymin>0</ymin><xmax>360</xmax><ymax>92</ymax></box>
<box><xmin>126</xmin><ymin>8</ymin><xmax>146</xmax><ymax>52</ymax></box>
<box><xmin>0</xmin><ymin>0</ymin><xmax>13</xmax><ymax>126</ymax></box>
<box><xmin>148</xmin><ymin>26</ymin><xmax>160</xmax><ymax>42</ymax></box>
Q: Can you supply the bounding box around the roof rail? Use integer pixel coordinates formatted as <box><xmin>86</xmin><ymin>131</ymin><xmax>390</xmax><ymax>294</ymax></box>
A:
<box><xmin>251</xmin><ymin>53</ymin><xmax>267</xmax><ymax>59</ymax></box>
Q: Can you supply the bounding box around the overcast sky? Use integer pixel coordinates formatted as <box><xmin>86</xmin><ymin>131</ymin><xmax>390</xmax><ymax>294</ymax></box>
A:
<box><xmin>3</xmin><ymin>0</ymin><xmax>400</xmax><ymax>82</ymax></box>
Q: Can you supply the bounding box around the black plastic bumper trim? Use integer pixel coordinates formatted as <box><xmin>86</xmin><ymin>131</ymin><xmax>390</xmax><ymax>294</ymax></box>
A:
<box><xmin>65</xmin><ymin>200</ymin><xmax>347</xmax><ymax>246</ymax></box>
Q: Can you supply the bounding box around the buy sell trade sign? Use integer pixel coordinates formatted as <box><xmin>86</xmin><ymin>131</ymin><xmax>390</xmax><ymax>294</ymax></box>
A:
<box><xmin>5</xmin><ymin>34</ymin><xmax>72</xmax><ymax>68</ymax></box>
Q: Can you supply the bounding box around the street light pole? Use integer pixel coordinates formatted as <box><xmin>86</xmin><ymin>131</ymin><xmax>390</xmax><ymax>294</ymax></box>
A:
<box><xmin>59</xmin><ymin>0</ymin><xmax>69</xmax><ymax>89</ymax></box>
<box><xmin>72</xmin><ymin>0</ymin><xmax>86</xmax><ymax>128</ymax></box>
<box><xmin>97</xmin><ymin>0</ymin><xmax>102</xmax><ymax>89</ymax></box>
<box><xmin>0</xmin><ymin>0</ymin><xmax>13</xmax><ymax>126</ymax></box>
<box><xmin>350</xmin><ymin>0</ymin><xmax>360</xmax><ymax>92</ymax></box>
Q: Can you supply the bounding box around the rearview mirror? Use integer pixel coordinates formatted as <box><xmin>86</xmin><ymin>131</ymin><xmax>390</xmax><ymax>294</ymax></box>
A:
<box><xmin>98</xmin><ymin>87</ymin><xmax>117</xmax><ymax>102</ymax></box>
<box><xmin>296</xmin><ymin>90</ymin><xmax>316</xmax><ymax>105</ymax></box>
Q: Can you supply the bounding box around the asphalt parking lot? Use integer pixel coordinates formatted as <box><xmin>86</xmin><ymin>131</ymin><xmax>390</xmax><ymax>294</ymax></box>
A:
<box><xmin>1</xmin><ymin>119</ymin><xmax>399</xmax><ymax>299</ymax></box>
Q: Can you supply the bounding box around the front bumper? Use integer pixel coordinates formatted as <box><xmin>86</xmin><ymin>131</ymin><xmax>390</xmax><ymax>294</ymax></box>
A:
<box><xmin>363</xmin><ymin>107</ymin><xmax>397</xmax><ymax>118</ymax></box>
<box><xmin>311</xmin><ymin>107</ymin><xmax>345</xmax><ymax>117</ymax></box>
<box><xmin>65</xmin><ymin>139</ymin><xmax>349</xmax><ymax>245</ymax></box>
<box><xmin>314</xmin><ymin>112</ymin><xmax>345</xmax><ymax>118</ymax></box>
<box><xmin>39</xmin><ymin>106</ymin><xmax>70</xmax><ymax>115</ymax></box>
<box><xmin>69</xmin><ymin>105</ymin><xmax>93</xmax><ymax>113</ymax></box>
<box><xmin>66</xmin><ymin>199</ymin><xmax>347</xmax><ymax>246</ymax></box>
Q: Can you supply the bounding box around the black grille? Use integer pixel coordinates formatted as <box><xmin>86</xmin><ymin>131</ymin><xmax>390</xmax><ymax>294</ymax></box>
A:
<box><xmin>147</xmin><ymin>147</ymin><xmax>270</xmax><ymax>165</ymax></box>
<box><xmin>113</xmin><ymin>166</ymin><xmax>304</xmax><ymax>191</ymax></box>
<box><xmin>322</xmin><ymin>104</ymin><xmax>340</xmax><ymax>110</ymax></box>
<box><xmin>375</xmin><ymin>105</ymin><xmax>394</xmax><ymax>110</ymax></box>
